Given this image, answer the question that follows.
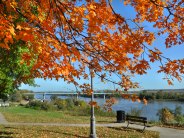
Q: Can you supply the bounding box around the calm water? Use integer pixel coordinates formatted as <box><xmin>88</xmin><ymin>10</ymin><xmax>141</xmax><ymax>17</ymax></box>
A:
<box><xmin>35</xmin><ymin>94</ymin><xmax>184</xmax><ymax>121</ymax></box>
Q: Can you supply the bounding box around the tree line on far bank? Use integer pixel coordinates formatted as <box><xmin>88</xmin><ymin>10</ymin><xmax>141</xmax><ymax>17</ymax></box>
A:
<box><xmin>70</xmin><ymin>89</ymin><xmax>184</xmax><ymax>101</ymax></box>
<box><xmin>138</xmin><ymin>90</ymin><xmax>184</xmax><ymax>101</ymax></box>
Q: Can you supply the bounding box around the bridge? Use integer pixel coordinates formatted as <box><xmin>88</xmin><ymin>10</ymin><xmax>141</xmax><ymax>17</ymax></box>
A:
<box><xmin>22</xmin><ymin>87</ymin><xmax>133</xmax><ymax>100</ymax></box>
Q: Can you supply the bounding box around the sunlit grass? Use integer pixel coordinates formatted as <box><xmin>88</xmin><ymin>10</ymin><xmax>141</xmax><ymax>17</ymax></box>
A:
<box><xmin>0</xmin><ymin>106</ymin><xmax>116</xmax><ymax>124</ymax></box>
<box><xmin>147</xmin><ymin>118</ymin><xmax>184</xmax><ymax>130</ymax></box>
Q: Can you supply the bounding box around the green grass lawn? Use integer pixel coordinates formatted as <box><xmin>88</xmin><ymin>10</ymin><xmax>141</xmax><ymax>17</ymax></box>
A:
<box><xmin>0</xmin><ymin>106</ymin><xmax>116</xmax><ymax>124</ymax></box>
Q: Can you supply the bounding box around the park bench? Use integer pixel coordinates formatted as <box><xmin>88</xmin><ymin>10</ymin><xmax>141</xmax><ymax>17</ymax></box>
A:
<box><xmin>126</xmin><ymin>115</ymin><xmax>152</xmax><ymax>133</ymax></box>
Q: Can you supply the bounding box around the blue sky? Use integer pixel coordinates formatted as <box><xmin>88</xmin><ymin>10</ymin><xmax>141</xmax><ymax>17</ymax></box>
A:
<box><xmin>20</xmin><ymin>0</ymin><xmax>184</xmax><ymax>92</ymax></box>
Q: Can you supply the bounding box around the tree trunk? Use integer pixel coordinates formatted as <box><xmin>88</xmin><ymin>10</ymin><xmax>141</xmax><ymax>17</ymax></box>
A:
<box><xmin>4</xmin><ymin>102</ymin><xmax>5</xmax><ymax>112</ymax></box>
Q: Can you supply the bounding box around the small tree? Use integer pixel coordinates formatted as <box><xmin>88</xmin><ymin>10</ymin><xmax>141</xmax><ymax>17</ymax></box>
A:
<box><xmin>65</xmin><ymin>98</ymin><xmax>74</xmax><ymax>108</ymax></box>
<box><xmin>9</xmin><ymin>93</ymin><xmax>21</xmax><ymax>102</ymax></box>
<box><xmin>163</xmin><ymin>92</ymin><xmax>168</xmax><ymax>99</ymax></box>
<box><xmin>0</xmin><ymin>93</ymin><xmax>9</xmax><ymax>112</ymax></box>
<box><xmin>174</xmin><ymin>104</ymin><xmax>184</xmax><ymax>122</ymax></box>
<box><xmin>156</xmin><ymin>106</ymin><xmax>174</xmax><ymax>123</ymax></box>
<box><xmin>127</xmin><ymin>106</ymin><xmax>144</xmax><ymax>117</ymax></box>
<box><xmin>162</xmin><ymin>108</ymin><xmax>175</xmax><ymax>124</ymax></box>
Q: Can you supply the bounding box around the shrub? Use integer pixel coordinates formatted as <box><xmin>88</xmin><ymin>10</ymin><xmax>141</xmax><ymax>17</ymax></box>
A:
<box><xmin>156</xmin><ymin>106</ymin><xmax>175</xmax><ymax>123</ymax></box>
<box><xmin>73</xmin><ymin>99</ymin><xmax>80</xmax><ymax>106</ymax></box>
<box><xmin>55</xmin><ymin>98</ymin><xmax>66</xmax><ymax>105</ymax></box>
<box><xmin>25</xmin><ymin>101</ymin><xmax>57</xmax><ymax>111</ymax></box>
<box><xmin>69</xmin><ymin>104</ymin><xmax>116</xmax><ymax>117</ymax></box>
<box><xmin>57</xmin><ymin>104</ymin><xmax>66</xmax><ymax>110</ymax></box>
<box><xmin>55</xmin><ymin>98</ymin><xmax>67</xmax><ymax>110</ymax></box>
<box><xmin>65</xmin><ymin>98</ymin><xmax>74</xmax><ymax>108</ymax></box>
<box><xmin>78</xmin><ymin>100</ymin><xmax>87</xmax><ymax>107</ymax></box>
<box><xmin>173</xmin><ymin>104</ymin><xmax>184</xmax><ymax>122</ymax></box>
<box><xmin>162</xmin><ymin>108</ymin><xmax>174</xmax><ymax>123</ymax></box>
<box><xmin>25</xmin><ymin>104</ymin><xmax>30</xmax><ymax>108</ymax></box>
<box><xmin>94</xmin><ymin>105</ymin><xmax>116</xmax><ymax>117</ymax></box>
<box><xmin>126</xmin><ymin>106</ymin><xmax>144</xmax><ymax>117</ymax></box>
<box><xmin>175</xmin><ymin>115</ymin><xmax>184</xmax><ymax>123</ymax></box>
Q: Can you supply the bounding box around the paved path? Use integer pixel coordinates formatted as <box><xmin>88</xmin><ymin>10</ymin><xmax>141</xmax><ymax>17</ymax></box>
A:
<box><xmin>0</xmin><ymin>112</ymin><xmax>184</xmax><ymax>138</ymax></box>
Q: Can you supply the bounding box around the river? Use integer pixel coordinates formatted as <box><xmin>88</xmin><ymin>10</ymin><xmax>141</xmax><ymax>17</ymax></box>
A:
<box><xmin>35</xmin><ymin>94</ymin><xmax>184</xmax><ymax>121</ymax></box>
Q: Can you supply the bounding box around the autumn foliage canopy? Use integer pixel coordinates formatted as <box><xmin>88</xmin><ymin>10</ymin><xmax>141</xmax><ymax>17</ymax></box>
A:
<box><xmin>0</xmin><ymin>0</ymin><xmax>184</xmax><ymax>110</ymax></box>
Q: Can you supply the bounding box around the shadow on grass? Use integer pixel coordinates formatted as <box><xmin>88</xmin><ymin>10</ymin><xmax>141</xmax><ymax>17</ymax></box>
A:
<box><xmin>97</xmin><ymin>121</ymin><xmax>115</xmax><ymax>123</ymax></box>
<box><xmin>107</xmin><ymin>126</ymin><xmax>143</xmax><ymax>133</ymax></box>
<box><xmin>58</xmin><ymin>132</ymin><xmax>89</xmax><ymax>138</ymax></box>
<box><xmin>41</xmin><ymin>130</ymin><xmax>88</xmax><ymax>138</ymax></box>
<box><xmin>4</xmin><ymin>127</ymin><xmax>14</xmax><ymax>129</ymax></box>
<box><xmin>0</xmin><ymin>131</ymin><xmax>18</xmax><ymax>138</ymax></box>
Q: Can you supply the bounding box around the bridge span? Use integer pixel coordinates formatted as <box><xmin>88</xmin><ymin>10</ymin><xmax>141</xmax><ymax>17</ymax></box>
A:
<box><xmin>23</xmin><ymin>92</ymin><xmax>133</xmax><ymax>100</ymax></box>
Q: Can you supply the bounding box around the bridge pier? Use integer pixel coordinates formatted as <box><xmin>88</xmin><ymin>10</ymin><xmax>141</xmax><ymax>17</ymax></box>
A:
<box><xmin>104</xmin><ymin>94</ymin><xmax>105</xmax><ymax>99</ymax></box>
<box><xmin>43</xmin><ymin>94</ymin><xmax>45</xmax><ymax>100</ymax></box>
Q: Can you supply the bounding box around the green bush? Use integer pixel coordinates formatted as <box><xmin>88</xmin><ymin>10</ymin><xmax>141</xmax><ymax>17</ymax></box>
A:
<box><xmin>57</xmin><ymin>104</ymin><xmax>66</xmax><ymax>110</ymax></box>
<box><xmin>173</xmin><ymin>104</ymin><xmax>184</xmax><ymax>122</ymax></box>
<box><xmin>25</xmin><ymin>101</ymin><xmax>57</xmax><ymax>111</ymax></box>
<box><xmin>93</xmin><ymin>105</ymin><xmax>116</xmax><ymax>117</ymax></box>
<box><xmin>55</xmin><ymin>98</ymin><xmax>66</xmax><ymax>109</ymax></box>
<box><xmin>55</xmin><ymin>98</ymin><xmax>67</xmax><ymax>105</ymax></box>
<box><xmin>69</xmin><ymin>103</ymin><xmax>116</xmax><ymax>117</ymax></box>
<box><xmin>74</xmin><ymin>100</ymin><xmax>80</xmax><ymax>106</ymax></box>
<box><xmin>126</xmin><ymin>106</ymin><xmax>144</xmax><ymax>117</ymax></box>
<box><xmin>65</xmin><ymin>98</ymin><xmax>74</xmax><ymax>108</ymax></box>
<box><xmin>78</xmin><ymin>100</ymin><xmax>87</xmax><ymax>107</ymax></box>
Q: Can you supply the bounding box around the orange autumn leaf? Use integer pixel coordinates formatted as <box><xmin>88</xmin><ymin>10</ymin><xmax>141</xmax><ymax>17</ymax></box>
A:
<box><xmin>137</xmin><ymin>99</ymin><xmax>141</xmax><ymax>103</ymax></box>
<box><xmin>89</xmin><ymin>101</ymin><xmax>97</xmax><ymax>107</ymax></box>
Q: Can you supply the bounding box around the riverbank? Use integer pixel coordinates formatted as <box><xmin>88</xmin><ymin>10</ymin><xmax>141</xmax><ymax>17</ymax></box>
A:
<box><xmin>143</xmin><ymin>98</ymin><xmax>184</xmax><ymax>102</ymax></box>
